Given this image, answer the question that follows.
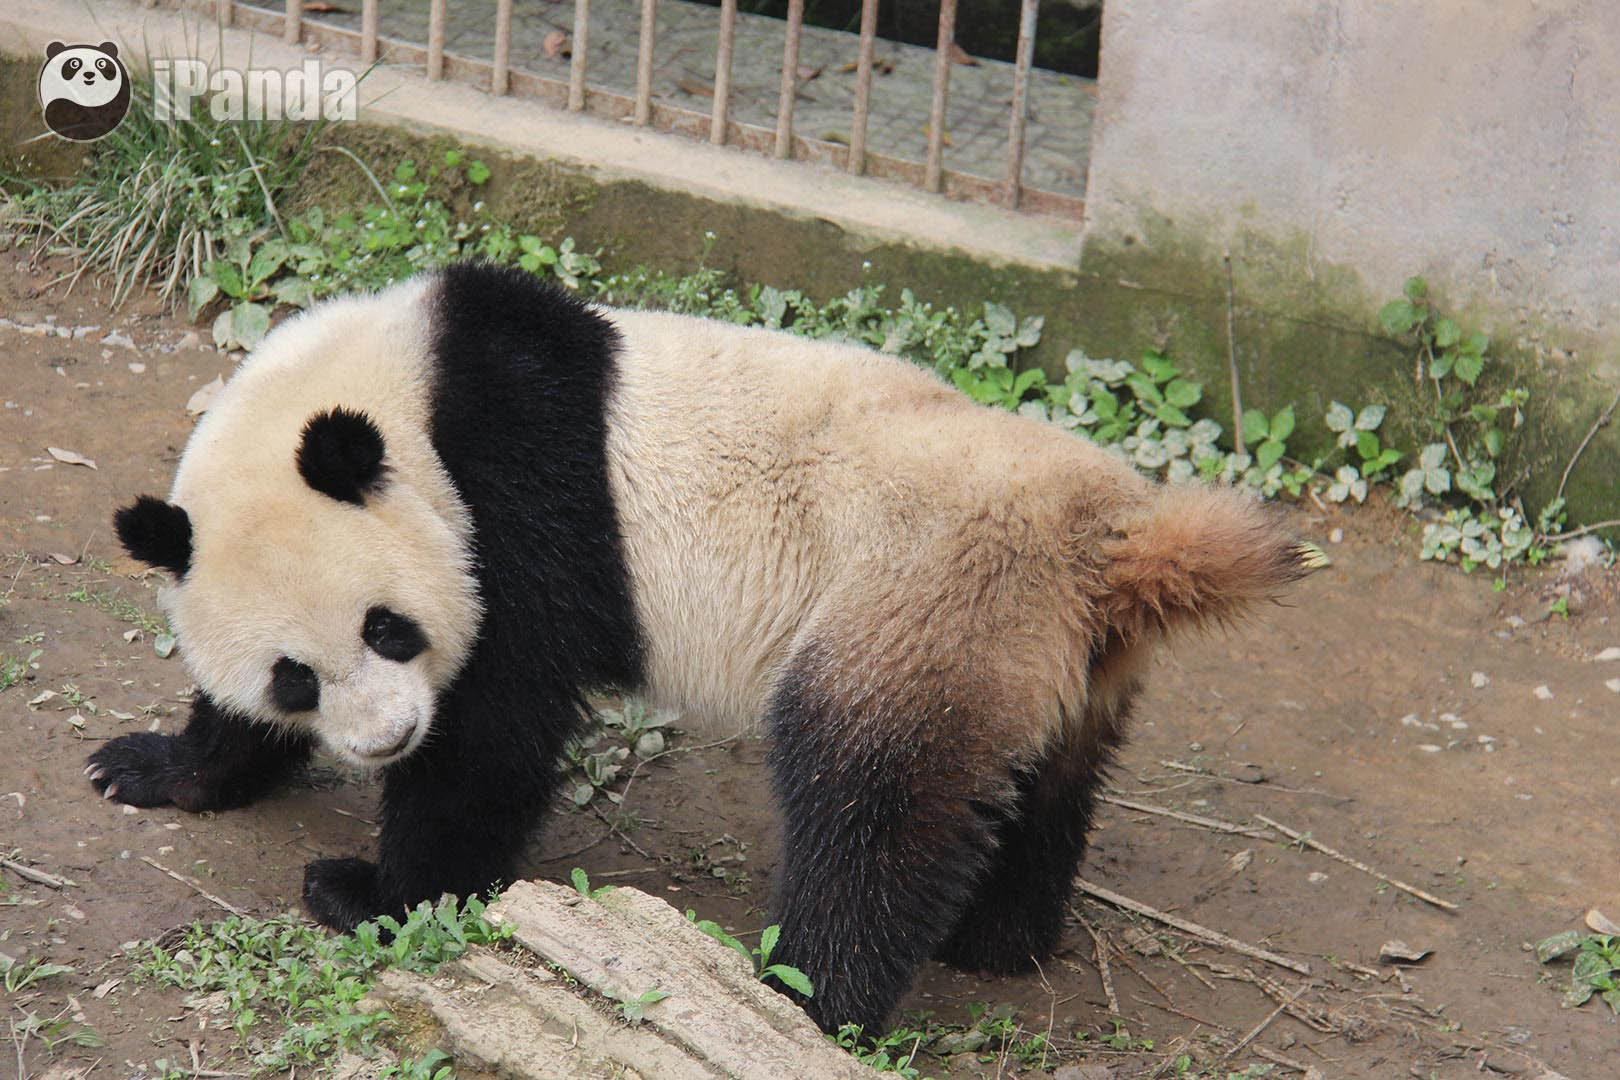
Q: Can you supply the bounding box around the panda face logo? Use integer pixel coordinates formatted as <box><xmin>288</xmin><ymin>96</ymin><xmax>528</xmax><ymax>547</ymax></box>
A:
<box><xmin>38</xmin><ymin>41</ymin><xmax>131</xmax><ymax>142</ymax></box>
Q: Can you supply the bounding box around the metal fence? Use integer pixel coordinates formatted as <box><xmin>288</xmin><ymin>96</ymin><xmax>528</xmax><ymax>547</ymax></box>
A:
<box><xmin>211</xmin><ymin>0</ymin><xmax>1082</xmax><ymax>218</ymax></box>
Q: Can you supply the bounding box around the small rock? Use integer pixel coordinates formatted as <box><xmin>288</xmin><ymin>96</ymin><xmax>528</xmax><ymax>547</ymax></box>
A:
<box><xmin>1470</xmin><ymin>671</ymin><xmax>1490</xmax><ymax>688</ymax></box>
<box><xmin>1605</xmin><ymin>679</ymin><xmax>1620</xmax><ymax>694</ymax></box>
<box><xmin>1506</xmin><ymin>615</ymin><xmax>1527</xmax><ymax>629</ymax></box>
<box><xmin>1231</xmin><ymin>762</ymin><xmax>1266</xmax><ymax>784</ymax></box>
<box><xmin>128</xmin><ymin>362</ymin><xmax>146</xmax><ymax>374</ymax></box>
<box><xmin>1308</xmin><ymin>871</ymin><xmax>1328</xmax><ymax>884</ymax></box>
<box><xmin>1592</xmin><ymin>646</ymin><xmax>1620</xmax><ymax>662</ymax></box>
<box><xmin>177</xmin><ymin>330</ymin><xmax>202</xmax><ymax>349</ymax></box>
<box><xmin>1329</xmin><ymin>527</ymin><xmax>1344</xmax><ymax>543</ymax></box>
<box><xmin>1533</xmin><ymin>685</ymin><xmax>1553</xmax><ymax>701</ymax></box>
<box><xmin>101</xmin><ymin>330</ymin><xmax>136</xmax><ymax>350</ymax></box>
<box><xmin>1418</xmin><ymin>744</ymin><xmax>1443</xmax><ymax>753</ymax></box>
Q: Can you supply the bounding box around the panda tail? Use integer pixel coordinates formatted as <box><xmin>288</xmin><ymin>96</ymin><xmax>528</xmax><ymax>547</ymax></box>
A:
<box><xmin>1099</xmin><ymin>484</ymin><xmax>1312</xmax><ymax>641</ymax></box>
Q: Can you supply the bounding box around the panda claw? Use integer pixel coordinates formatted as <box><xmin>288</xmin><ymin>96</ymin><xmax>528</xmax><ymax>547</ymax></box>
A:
<box><xmin>103</xmin><ymin>783</ymin><xmax>119</xmax><ymax>801</ymax></box>
<box><xmin>88</xmin><ymin>767</ymin><xmax>108</xmax><ymax>783</ymax></box>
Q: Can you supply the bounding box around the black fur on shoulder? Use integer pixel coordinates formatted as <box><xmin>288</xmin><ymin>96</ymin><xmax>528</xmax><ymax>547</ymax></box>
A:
<box><xmin>295</xmin><ymin>262</ymin><xmax>649</xmax><ymax>931</ymax></box>
<box><xmin>113</xmin><ymin>495</ymin><xmax>193</xmax><ymax>576</ymax></box>
<box><xmin>296</xmin><ymin>406</ymin><xmax>389</xmax><ymax>505</ymax></box>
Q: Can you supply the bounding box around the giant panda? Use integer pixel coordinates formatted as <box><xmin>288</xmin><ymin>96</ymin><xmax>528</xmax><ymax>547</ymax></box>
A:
<box><xmin>91</xmin><ymin>262</ymin><xmax>1303</xmax><ymax>1034</ymax></box>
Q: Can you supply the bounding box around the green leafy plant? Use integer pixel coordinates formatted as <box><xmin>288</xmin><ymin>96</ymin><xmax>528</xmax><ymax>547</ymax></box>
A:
<box><xmin>1</xmin><ymin>955</ymin><xmax>73</xmax><ymax>993</ymax></box>
<box><xmin>0</xmin><ymin>649</ymin><xmax>42</xmax><ymax>691</ymax></box>
<box><xmin>611</xmin><ymin>986</ymin><xmax>671</xmax><ymax>1023</ymax></box>
<box><xmin>684</xmin><ymin>914</ymin><xmax>814</xmax><ymax>997</ymax></box>
<box><xmin>1536</xmin><ymin>931</ymin><xmax>1620</xmax><ymax>1014</ymax></box>
<box><xmin>831</xmin><ymin>1022</ymin><xmax>927</xmax><ymax>1077</ymax></box>
<box><xmin>140</xmin><ymin>894</ymin><xmax>508</xmax><ymax>1070</ymax></box>
<box><xmin>569</xmin><ymin>866</ymin><xmax>615</xmax><ymax>900</ymax></box>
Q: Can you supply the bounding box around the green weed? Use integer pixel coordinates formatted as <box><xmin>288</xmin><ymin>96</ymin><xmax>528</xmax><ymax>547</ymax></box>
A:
<box><xmin>139</xmin><ymin>893</ymin><xmax>508</xmax><ymax>1071</ymax></box>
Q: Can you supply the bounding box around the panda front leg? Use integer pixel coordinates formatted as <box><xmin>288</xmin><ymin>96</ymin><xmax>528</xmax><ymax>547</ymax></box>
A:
<box><xmin>86</xmin><ymin>691</ymin><xmax>313</xmax><ymax>812</ymax></box>
<box><xmin>300</xmin><ymin>685</ymin><xmax>578</xmax><ymax>931</ymax></box>
<box><xmin>763</xmin><ymin>664</ymin><xmax>1023</xmax><ymax>1036</ymax></box>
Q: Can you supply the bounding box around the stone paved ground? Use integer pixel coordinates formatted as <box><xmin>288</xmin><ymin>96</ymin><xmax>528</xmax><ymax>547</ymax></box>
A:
<box><xmin>295</xmin><ymin>0</ymin><xmax>1095</xmax><ymax>197</ymax></box>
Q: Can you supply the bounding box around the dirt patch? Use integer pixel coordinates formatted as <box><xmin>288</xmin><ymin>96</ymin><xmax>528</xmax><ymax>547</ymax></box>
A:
<box><xmin>1</xmin><ymin>241</ymin><xmax>1615</xmax><ymax>1079</ymax></box>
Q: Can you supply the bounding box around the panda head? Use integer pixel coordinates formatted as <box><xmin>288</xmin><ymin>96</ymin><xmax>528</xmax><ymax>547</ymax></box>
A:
<box><xmin>114</xmin><ymin>309</ymin><xmax>483</xmax><ymax>768</ymax></box>
<box><xmin>38</xmin><ymin>41</ymin><xmax>131</xmax><ymax>141</ymax></box>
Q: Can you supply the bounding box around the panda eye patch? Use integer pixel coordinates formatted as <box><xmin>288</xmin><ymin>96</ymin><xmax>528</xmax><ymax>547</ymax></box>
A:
<box><xmin>363</xmin><ymin>607</ymin><xmax>428</xmax><ymax>663</ymax></box>
<box><xmin>97</xmin><ymin>58</ymin><xmax>115</xmax><ymax>77</ymax></box>
<box><xmin>270</xmin><ymin>658</ymin><xmax>320</xmax><ymax>713</ymax></box>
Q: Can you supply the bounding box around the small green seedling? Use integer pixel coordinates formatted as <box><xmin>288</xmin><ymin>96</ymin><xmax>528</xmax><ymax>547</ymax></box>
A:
<box><xmin>613</xmin><ymin>986</ymin><xmax>671</xmax><ymax>1023</ymax></box>
<box><xmin>685</xmin><ymin>914</ymin><xmax>814</xmax><ymax>997</ymax></box>
<box><xmin>570</xmin><ymin>866</ymin><xmax>615</xmax><ymax>900</ymax></box>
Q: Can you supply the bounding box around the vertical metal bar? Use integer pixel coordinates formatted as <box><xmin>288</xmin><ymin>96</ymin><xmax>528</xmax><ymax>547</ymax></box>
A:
<box><xmin>361</xmin><ymin>0</ymin><xmax>379</xmax><ymax>64</ymax></box>
<box><xmin>710</xmin><ymin>0</ymin><xmax>738</xmax><ymax>144</ymax></box>
<box><xmin>635</xmin><ymin>0</ymin><xmax>658</xmax><ymax>126</ymax></box>
<box><xmin>569</xmin><ymin>0</ymin><xmax>591</xmax><ymax>111</ymax></box>
<box><xmin>1004</xmin><ymin>0</ymin><xmax>1038</xmax><ymax>208</ymax></box>
<box><xmin>925</xmin><ymin>0</ymin><xmax>957</xmax><ymax>192</ymax></box>
<box><xmin>217</xmin><ymin>0</ymin><xmax>233</xmax><ymax>28</ymax></box>
<box><xmin>493</xmin><ymin>0</ymin><xmax>514</xmax><ymax>96</ymax></box>
<box><xmin>284</xmin><ymin>0</ymin><xmax>302</xmax><ymax>45</ymax></box>
<box><xmin>774</xmin><ymin>0</ymin><xmax>804</xmax><ymax>158</ymax></box>
<box><xmin>427</xmin><ymin>0</ymin><xmax>446</xmax><ymax>80</ymax></box>
<box><xmin>847</xmin><ymin>0</ymin><xmax>878</xmax><ymax>174</ymax></box>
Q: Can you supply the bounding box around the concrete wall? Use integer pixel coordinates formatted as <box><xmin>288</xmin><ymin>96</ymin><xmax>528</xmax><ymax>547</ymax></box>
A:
<box><xmin>1084</xmin><ymin>0</ymin><xmax>1620</xmax><ymax>363</ymax></box>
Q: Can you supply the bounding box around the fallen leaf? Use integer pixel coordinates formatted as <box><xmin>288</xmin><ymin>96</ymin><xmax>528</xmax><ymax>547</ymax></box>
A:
<box><xmin>187</xmin><ymin>374</ymin><xmax>225</xmax><ymax>417</ymax></box>
<box><xmin>67</xmin><ymin>712</ymin><xmax>86</xmax><ymax>730</ymax></box>
<box><xmin>27</xmin><ymin>690</ymin><xmax>57</xmax><ymax>708</ymax></box>
<box><xmin>154</xmin><ymin>633</ymin><xmax>178</xmax><ymax>659</ymax></box>
<box><xmin>1379</xmin><ymin>940</ymin><xmax>1432</xmax><ymax>963</ymax></box>
<box><xmin>108</xmin><ymin>709</ymin><xmax>136</xmax><ymax>721</ymax></box>
<box><xmin>93</xmin><ymin>978</ymin><xmax>122</xmax><ymax>998</ymax></box>
<box><xmin>1593</xmin><ymin>646</ymin><xmax>1620</xmax><ymax>662</ymax></box>
<box><xmin>1586</xmin><ymin>908</ymin><xmax>1620</xmax><ymax>935</ymax></box>
<box><xmin>122</xmin><ymin>628</ymin><xmax>142</xmax><ymax>643</ymax></box>
<box><xmin>1535</xmin><ymin>929</ymin><xmax>1584</xmax><ymax>963</ymax></box>
<box><xmin>1228</xmin><ymin>848</ymin><xmax>1254</xmax><ymax>873</ymax></box>
<box><xmin>542</xmin><ymin>30</ymin><xmax>569</xmax><ymax>59</ymax></box>
<box><xmin>948</xmin><ymin>42</ymin><xmax>978</xmax><ymax>66</ymax></box>
<box><xmin>48</xmin><ymin>552</ymin><xmax>78</xmax><ymax>565</ymax></box>
<box><xmin>47</xmin><ymin>446</ymin><xmax>97</xmax><ymax>469</ymax></box>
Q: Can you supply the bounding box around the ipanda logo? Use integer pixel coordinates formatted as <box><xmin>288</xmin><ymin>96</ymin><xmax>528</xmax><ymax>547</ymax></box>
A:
<box><xmin>37</xmin><ymin>40</ymin><xmax>132</xmax><ymax>142</ymax></box>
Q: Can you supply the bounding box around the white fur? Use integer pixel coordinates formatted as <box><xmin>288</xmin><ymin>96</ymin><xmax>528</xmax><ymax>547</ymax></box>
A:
<box><xmin>162</xmin><ymin>278</ymin><xmax>481</xmax><ymax>768</ymax></box>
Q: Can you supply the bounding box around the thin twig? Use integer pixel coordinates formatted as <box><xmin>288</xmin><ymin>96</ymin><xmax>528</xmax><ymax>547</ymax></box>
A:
<box><xmin>1133</xmin><ymin>994</ymin><xmax>1228</xmax><ymax>1031</ymax></box>
<box><xmin>1556</xmin><ymin>384</ymin><xmax>1620</xmax><ymax>505</ymax></box>
<box><xmin>1</xmin><ymin>855</ymin><xmax>76</xmax><ymax>889</ymax></box>
<box><xmin>1225</xmin><ymin>251</ymin><xmax>1244</xmax><ymax>455</ymax></box>
<box><xmin>139</xmin><ymin>856</ymin><xmax>247</xmax><ymax>917</ymax></box>
<box><xmin>1254</xmin><ymin>813</ymin><xmax>1458</xmax><ymax>911</ymax></box>
<box><xmin>1155</xmin><ymin>761</ymin><xmax>1352</xmax><ymax>801</ymax></box>
<box><xmin>1075</xmin><ymin>878</ymin><xmax>1311</xmax><ymax>976</ymax></box>
<box><xmin>1099</xmin><ymin>793</ymin><xmax>1273</xmax><ymax>839</ymax></box>
<box><xmin>1544</xmin><ymin>518</ymin><xmax>1620</xmax><ymax>541</ymax></box>
<box><xmin>1251</xmin><ymin>1043</ymin><xmax>1324</xmax><ymax>1078</ymax></box>
<box><xmin>1224</xmin><ymin>982</ymin><xmax>1308</xmax><ymax>1060</ymax></box>
<box><xmin>1075</xmin><ymin>914</ymin><xmax>1120</xmax><ymax>1013</ymax></box>
<box><xmin>589</xmin><ymin>803</ymin><xmax>651</xmax><ymax>860</ymax></box>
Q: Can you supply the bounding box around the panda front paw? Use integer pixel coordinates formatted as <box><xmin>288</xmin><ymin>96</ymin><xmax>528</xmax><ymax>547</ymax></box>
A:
<box><xmin>303</xmin><ymin>857</ymin><xmax>384</xmax><ymax>932</ymax></box>
<box><xmin>85</xmin><ymin>732</ymin><xmax>205</xmax><ymax>810</ymax></box>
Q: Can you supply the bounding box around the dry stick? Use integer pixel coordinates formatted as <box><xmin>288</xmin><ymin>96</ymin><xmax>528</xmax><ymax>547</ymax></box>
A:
<box><xmin>1133</xmin><ymin>994</ymin><xmax>1228</xmax><ymax>1032</ymax></box>
<box><xmin>1224</xmin><ymin>982</ymin><xmax>1308</xmax><ymax>1061</ymax></box>
<box><xmin>1074</xmin><ymin>913</ymin><xmax>1120</xmax><ymax>1013</ymax></box>
<box><xmin>1099</xmin><ymin>793</ymin><xmax>1274</xmax><ymax>839</ymax></box>
<box><xmin>1105</xmin><ymin>935</ymin><xmax>1174</xmax><ymax>1003</ymax></box>
<box><xmin>1543</xmin><ymin>517</ymin><xmax>1620</xmax><ymax>541</ymax></box>
<box><xmin>1251</xmin><ymin>1043</ymin><xmax>1323</xmax><ymax>1078</ymax></box>
<box><xmin>1555</xmin><ymin>383</ymin><xmax>1620</xmax><ymax>505</ymax></box>
<box><xmin>1225</xmin><ymin>252</ymin><xmax>1243</xmax><ymax>455</ymax></box>
<box><xmin>1253</xmin><ymin>813</ymin><xmax>1458</xmax><ymax>912</ymax></box>
<box><xmin>1075</xmin><ymin>878</ymin><xmax>1311</xmax><ymax>976</ymax></box>
<box><xmin>140</xmin><ymin>856</ymin><xmax>247</xmax><ymax>917</ymax></box>
<box><xmin>1</xmin><ymin>856</ymin><xmax>76</xmax><ymax>889</ymax></box>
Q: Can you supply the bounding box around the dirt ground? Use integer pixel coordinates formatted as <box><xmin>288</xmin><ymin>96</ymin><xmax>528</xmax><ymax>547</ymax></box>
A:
<box><xmin>2</xmin><ymin>241</ymin><xmax>1617</xmax><ymax>1080</ymax></box>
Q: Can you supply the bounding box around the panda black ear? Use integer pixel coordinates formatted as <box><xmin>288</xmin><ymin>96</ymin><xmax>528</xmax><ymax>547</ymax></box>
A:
<box><xmin>98</xmin><ymin>42</ymin><xmax>119</xmax><ymax>59</ymax></box>
<box><xmin>114</xmin><ymin>496</ymin><xmax>192</xmax><ymax>576</ymax></box>
<box><xmin>46</xmin><ymin>41</ymin><xmax>66</xmax><ymax>59</ymax></box>
<box><xmin>297</xmin><ymin>407</ymin><xmax>388</xmax><ymax>505</ymax></box>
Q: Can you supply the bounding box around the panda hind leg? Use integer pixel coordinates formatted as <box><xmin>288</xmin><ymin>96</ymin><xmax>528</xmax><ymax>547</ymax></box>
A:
<box><xmin>763</xmin><ymin>659</ymin><xmax>1027</xmax><ymax>1036</ymax></box>
<box><xmin>86</xmin><ymin>692</ymin><xmax>313</xmax><ymax>813</ymax></box>
<box><xmin>934</xmin><ymin>720</ymin><xmax>1121</xmax><ymax>975</ymax></box>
